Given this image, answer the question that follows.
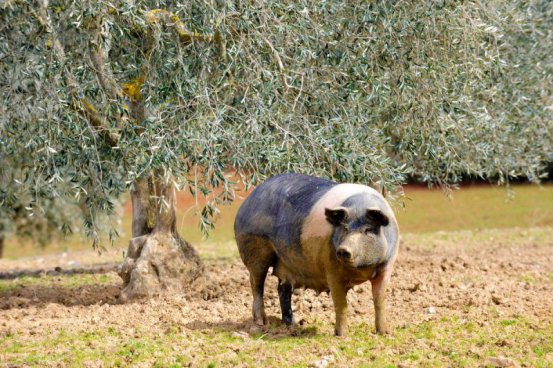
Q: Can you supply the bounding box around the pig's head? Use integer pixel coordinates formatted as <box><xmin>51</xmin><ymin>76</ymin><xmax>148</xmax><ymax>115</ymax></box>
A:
<box><xmin>325</xmin><ymin>206</ymin><xmax>390</xmax><ymax>268</ymax></box>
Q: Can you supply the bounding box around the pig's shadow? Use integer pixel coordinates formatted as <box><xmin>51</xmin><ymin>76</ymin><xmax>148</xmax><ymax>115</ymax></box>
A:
<box><xmin>185</xmin><ymin>316</ymin><xmax>319</xmax><ymax>340</ymax></box>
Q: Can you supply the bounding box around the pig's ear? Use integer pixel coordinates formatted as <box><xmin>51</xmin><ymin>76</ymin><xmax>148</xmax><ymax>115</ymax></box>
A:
<box><xmin>366</xmin><ymin>208</ymin><xmax>389</xmax><ymax>227</ymax></box>
<box><xmin>325</xmin><ymin>207</ymin><xmax>348</xmax><ymax>226</ymax></box>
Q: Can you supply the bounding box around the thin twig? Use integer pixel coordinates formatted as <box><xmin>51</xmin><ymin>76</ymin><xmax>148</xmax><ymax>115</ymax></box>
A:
<box><xmin>34</xmin><ymin>1</ymin><xmax>120</xmax><ymax>147</ymax></box>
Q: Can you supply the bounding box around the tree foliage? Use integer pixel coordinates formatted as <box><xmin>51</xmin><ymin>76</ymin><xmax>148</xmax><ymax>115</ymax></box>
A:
<box><xmin>0</xmin><ymin>151</ymin><xmax>113</xmax><ymax>252</ymax></box>
<box><xmin>0</xmin><ymin>162</ymin><xmax>78</xmax><ymax>249</ymax></box>
<box><xmin>1</xmin><ymin>0</ymin><xmax>551</xmax><ymax>240</ymax></box>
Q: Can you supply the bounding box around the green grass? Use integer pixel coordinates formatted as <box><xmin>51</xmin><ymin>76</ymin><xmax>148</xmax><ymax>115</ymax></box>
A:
<box><xmin>2</xmin><ymin>314</ymin><xmax>552</xmax><ymax>367</ymax></box>
<box><xmin>395</xmin><ymin>184</ymin><xmax>553</xmax><ymax>233</ymax></box>
<box><xmin>0</xmin><ymin>273</ymin><xmax>114</xmax><ymax>294</ymax></box>
<box><xmin>402</xmin><ymin>226</ymin><xmax>553</xmax><ymax>252</ymax></box>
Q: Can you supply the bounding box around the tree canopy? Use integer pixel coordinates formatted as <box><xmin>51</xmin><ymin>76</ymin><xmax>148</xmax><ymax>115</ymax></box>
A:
<box><xmin>1</xmin><ymin>0</ymin><xmax>552</xmax><ymax>241</ymax></box>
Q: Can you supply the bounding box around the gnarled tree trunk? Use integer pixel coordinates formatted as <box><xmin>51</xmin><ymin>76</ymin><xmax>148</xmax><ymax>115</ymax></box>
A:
<box><xmin>118</xmin><ymin>177</ymin><xmax>203</xmax><ymax>301</ymax></box>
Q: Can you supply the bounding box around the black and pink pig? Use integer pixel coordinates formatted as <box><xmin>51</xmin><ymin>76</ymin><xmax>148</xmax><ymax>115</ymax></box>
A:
<box><xmin>234</xmin><ymin>173</ymin><xmax>400</xmax><ymax>336</ymax></box>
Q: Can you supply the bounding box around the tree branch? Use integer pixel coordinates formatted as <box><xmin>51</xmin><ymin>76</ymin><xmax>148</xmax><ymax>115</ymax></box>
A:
<box><xmin>33</xmin><ymin>2</ymin><xmax>79</xmax><ymax>94</ymax></box>
<box><xmin>34</xmin><ymin>0</ymin><xmax>120</xmax><ymax>147</ymax></box>
<box><xmin>80</xmin><ymin>100</ymin><xmax>120</xmax><ymax>147</ymax></box>
<box><xmin>260</xmin><ymin>35</ymin><xmax>291</xmax><ymax>90</ymax></box>
<box><xmin>89</xmin><ymin>19</ymin><xmax>123</xmax><ymax>101</ymax></box>
<box><xmin>144</xmin><ymin>9</ymin><xmax>213</xmax><ymax>44</ymax></box>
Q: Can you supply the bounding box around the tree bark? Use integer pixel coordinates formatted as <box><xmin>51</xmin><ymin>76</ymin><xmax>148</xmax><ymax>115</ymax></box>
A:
<box><xmin>118</xmin><ymin>176</ymin><xmax>203</xmax><ymax>301</ymax></box>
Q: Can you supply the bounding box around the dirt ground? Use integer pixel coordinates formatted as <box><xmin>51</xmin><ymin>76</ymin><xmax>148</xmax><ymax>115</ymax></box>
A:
<box><xmin>1</xmin><ymin>228</ymin><xmax>552</xmax><ymax>367</ymax></box>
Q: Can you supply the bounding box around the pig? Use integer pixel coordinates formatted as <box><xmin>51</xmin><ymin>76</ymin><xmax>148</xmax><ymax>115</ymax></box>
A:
<box><xmin>234</xmin><ymin>173</ymin><xmax>400</xmax><ymax>336</ymax></box>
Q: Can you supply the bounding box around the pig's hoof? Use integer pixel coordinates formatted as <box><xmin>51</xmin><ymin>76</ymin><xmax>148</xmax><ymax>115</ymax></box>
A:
<box><xmin>282</xmin><ymin>316</ymin><xmax>294</xmax><ymax>326</ymax></box>
<box><xmin>254</xmin><ymin>316</ymin><xmax>268</xmax><ymax>326</ymax></box>
<box><xmin>376</xmin><ymin>326</ymin><xmax>391</xmax><ymax>335</ymax></box>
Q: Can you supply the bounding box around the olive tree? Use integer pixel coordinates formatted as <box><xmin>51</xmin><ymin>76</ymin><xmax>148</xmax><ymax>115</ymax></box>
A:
<box><xmin>1</xmin><ymin>0</ymin><xmax>551</xmax><ymax>299</ymax></box>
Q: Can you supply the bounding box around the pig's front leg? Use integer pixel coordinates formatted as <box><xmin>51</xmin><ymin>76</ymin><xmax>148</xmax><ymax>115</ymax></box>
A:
<box><xmin>329</xmin><ymin>276</ymin><xmax>348</xmax><ymax>336</ymax></box>
<box><xmin>370</xmin><ymin>268</ymin><xmax>392</xmax><ymax>335</ymax></box>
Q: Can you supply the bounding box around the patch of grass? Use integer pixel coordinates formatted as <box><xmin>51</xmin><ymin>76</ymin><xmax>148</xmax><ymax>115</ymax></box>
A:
<box><xmin>195</xmin><ymin>240</ymin><xmax>240</xmax><ymax>261</ymax></box>
<box><xmin>3</xmin><ymin>313</ymin><xmax>551</xmax><ymax>367</ymax></box>
<box><xmin>0</xmin><ymin>282</ymin><xmax>19</xmax><ymax>293</ymax></box>
<box><xmin>403</xmin><ymin>226</ymin><xmax>553</xmax><ymax>252</ymax></box>
<box><xmin>500</xmin><ymin>319</ymin><xmax>517</xmax><ymax>327</ymax></box>
<box><xmin>519</xmin><ymin>274</ymin><xmax>538</xmax><ymax>284</ymax></box>
<box><xmin>0</xmin><ymin>273</ymin><xmax>116</xmax><ymax>295</ymax></box>
<box><xmin>396</xmin><ymin>184</ymin><xmax>553</xmax><ymax>233</ymax></box>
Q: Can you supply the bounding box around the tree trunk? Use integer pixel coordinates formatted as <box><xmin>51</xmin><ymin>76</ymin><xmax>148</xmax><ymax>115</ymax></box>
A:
<box><xmin>118</xmin><ymin>176</ymin><xmax>203</xmax><ymax>301</ymax></box>
<box><xmin>0</xmin><ymin>236</ymin><xmax>4</xmax><ymax>259</ymax></box>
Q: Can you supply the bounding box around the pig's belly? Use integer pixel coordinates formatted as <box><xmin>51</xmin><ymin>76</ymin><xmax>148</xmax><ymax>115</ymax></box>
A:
<box><xmin>272</xmin><ymin>259</ymin><xmax>330</xmax><ymax>293</ymax></box>
<box><xmin>272</xmin><ymin>257</ymin><xmax>378</xmax><ymax>293</ymax></box>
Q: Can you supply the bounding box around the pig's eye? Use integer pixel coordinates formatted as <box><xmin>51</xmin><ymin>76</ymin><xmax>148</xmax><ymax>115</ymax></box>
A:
<box><xmin>364</xmin><ymin>228</ymin><xmax>376</xmax><ymax>235</ymax></box>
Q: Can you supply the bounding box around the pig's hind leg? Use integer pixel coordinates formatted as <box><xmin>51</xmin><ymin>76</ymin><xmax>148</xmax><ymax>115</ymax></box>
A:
<box><xmin>277</xmin><ymin>281</ymin><xmax>294</xmax><ymax>325</ymax></box>
<box><xmin>238</xmin><ymin>236</ymin><xmax>276</xmax><ymax>326</ymax></box>
<box><xmin>249</xmin><ymin>271</ymin><xmax>269</xmax><ymax>325</ymax></box>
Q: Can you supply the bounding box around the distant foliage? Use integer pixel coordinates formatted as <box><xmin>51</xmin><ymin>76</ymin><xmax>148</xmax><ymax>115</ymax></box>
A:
<box><xmin>1</xmin><ymin>0</ymin><xmax>551</xmax><ymax>237</ymax></box>
<box><xmin>0</xmin><ymin>158</ymin><xmax>80</xmax><ymax>247</ymax></box>
<box><xmin>484</xmin><ymin>1</ymin><xmax>553</xmax><ymax>182</ymax></box>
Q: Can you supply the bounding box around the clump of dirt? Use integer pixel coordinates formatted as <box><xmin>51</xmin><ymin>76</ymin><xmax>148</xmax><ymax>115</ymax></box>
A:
<box><xmin>0</xmin><ymin>283</ymin><xmax>121</xmax><ymax>310</ymax></box>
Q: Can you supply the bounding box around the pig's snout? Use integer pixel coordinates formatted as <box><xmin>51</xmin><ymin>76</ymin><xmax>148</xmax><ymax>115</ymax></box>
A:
<box><xmin>336</xmin><ymin>246</ymin><xmax>353</xmax><ymax>261</ymax></box>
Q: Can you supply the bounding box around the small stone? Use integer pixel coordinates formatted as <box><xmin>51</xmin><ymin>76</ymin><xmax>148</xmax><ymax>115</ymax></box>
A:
<box><xmin>495</xmin><ymin>339</ymin><xmax>511</xmax><ymax>347</ymax></box>
<box><xmin>485</xmin><ymin>356</ymin><xmax>519</xmax><ymax>368</ymax></box>
<box><xmin>67</xmin><ymin>260</ymin><xmax>80</xmax><ymax>267</ymax></box>
<box><xmin>248</xmin><ymin>325</ymin><xmax>262</xmax><ymax>334</ymax></box>
<box><xmin>310</xmin><ymin>355</ymin><xmax>334</xmax><ymax>368</ymax></box>
<box><xmin>427</xmin><ymin>306</ymin><xmax>437</xmax><ymax>314</ymax></box>
<box><xmin>232</xmin><ymin>331</ymin><xmax>250</xmax><ymax>340</ymax></box>
<box><xmin>492</xmin><ymin>294</ymin><xmax>505</xmax><ymax>305</ymax></box>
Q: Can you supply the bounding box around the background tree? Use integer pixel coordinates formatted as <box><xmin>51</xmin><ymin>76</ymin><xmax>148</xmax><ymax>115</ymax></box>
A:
<box><xmin>1</xmin><ymin>0</ymin><xmax>551</xmax><ymax>299</ymax></box>
<box><xmin>0</xmin><ymin>151</ymin><xmax>114</xmax><ymax>259</ymax></box>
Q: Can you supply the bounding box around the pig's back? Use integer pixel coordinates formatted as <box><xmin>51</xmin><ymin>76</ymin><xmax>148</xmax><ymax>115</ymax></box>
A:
<box><xmin>234</xmin><ymin>173</ymin><xmax>336</xmax><ymax>248</ymax></box>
